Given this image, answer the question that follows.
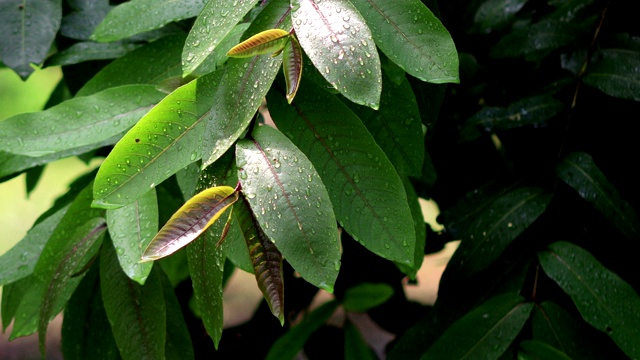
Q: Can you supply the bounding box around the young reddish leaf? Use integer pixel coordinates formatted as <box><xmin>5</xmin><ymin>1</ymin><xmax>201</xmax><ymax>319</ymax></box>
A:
<box><xmin>283</xmin><ymin>35</ymin><xmax>303</xmax><ymax>103</ymax></box>
<box><xmin>227</xmin><ymin>28</ymin><xmax>290</xmax><ymax>58</ymax></box>
<box><xmin>141</xmin><ymin>186</ymin><xmax>239</xmax><ymax>262</ymax></box>
<box><xmin>235</xmin><ymin>197</ymin><xmax>285</xmax><ymax>325</ymax></box>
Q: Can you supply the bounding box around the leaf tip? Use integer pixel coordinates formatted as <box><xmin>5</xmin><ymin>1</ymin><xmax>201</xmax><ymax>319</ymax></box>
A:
<box><xmin>90</xmin><ymin>199</ymin><xmax>121</xmax><ymax>210</ymax></box>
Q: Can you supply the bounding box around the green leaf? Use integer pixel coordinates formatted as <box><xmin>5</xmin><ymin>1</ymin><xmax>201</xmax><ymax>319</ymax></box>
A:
<box><xmin>344</xmin><ymin>321</ymin><xmax>377</xmax><ymax>360</ymax></box>
<box><xmin>466</xmin><ymin>95</ymin><xmax>565</xmax><ymax>133</ymax></box>
<box><xmin>0</xmin><ymin>0</ymin><xmax>61</xmax><ymax>79</ymax></box>
<box><xmin>518</xmin><ymin>340</ymin><xmax>573</xmax><ymax>360</ymax></box>
<box><xmin>175</xmin><ymin>162</ymin><xmax>201</xmax><ymax>200</ymax></box>
<box><xmin>60</xmin><ymin>0</ymin><xmax>112</xmax><ymax>41</ymax></box>
<box><xmin>267</xmin><ymin>82</ymin><xmax>415</xmax><ymax>266</ymax></box>
<box><xmin>106</xmin><ymin>189</ymin><xmax>158</xmax><ymax>284</ymax></box>
<box><xmin>77</xmin><ymin>34</ymin><xmax>187</xmax><ymax>97</ymax></box>
<box><xmin>91</xmin><ymin>0</ymin><xmax>206</xmax><ymax>42</ymax></box>
<box><xmin>343</xmin><ymin>283</ymin><xmax>394</xmax><ymax>312</ymax></box>
<box><xmin>235</xmin><ymin>197</ymin><xmax>285</xmax><ymax>324</ymax></box>
<box><xmin>0</xmin><ymin>85</ymin><xmax>165</xmax><ymax>157</ymax></box>
<box><xmin>283</xmin><ymin>35</ymin><xmax>304</xmax><ymax>103</ymax></box>
<box><xmin>0</xmin><ymin>205</ymin><xmax>68</xmax><ymax>286</ymax></box>
<box><xmin>422</xmin><ymin>294</ymin><xmax>533</xmax><ymax>359</ymax></box>
<box><xmin>141</xmin><ymin>186</ymin><xmax>238</xmax><ymax>261</ymax></box>
<box><xmin>396</xmin><ymin>177</ymin><xmax>426</xmax><ymax>279</ymax></box>
<box><xmin>46</xmin><ymin>41</ymin><xmax>140</xmax><ymax>66</ymax></box>
<box><xmin>583</xmin><ymin>48</ymin><xmax>640</xmax><ymax>101</ymax></box>
<box><xmin>443</xmin><ymin>187</ymin><xmax>551</xmax><ymax>280</ymax></box>
<box><xmin>539</xmin><ymin>241</ymin><xmax>640</xmax><ymax>359</ymax></box>
<box><xmin>350</xmin><ymin>0</ymin><xmax>459</xmax><ymax>83</ymax></box>
<box><xmin>265</xmin><ymin>300</ymin><xmax>339</xmax><ymax>360</ymax></box>
<box><xmin>557</xmin><ymin>151</ymin><xmax>640</xmax><ymax>239</ymax></box>
<box><xmin>227</xmin><ymin>28</ymin><xmax>290</xmax><ymax>58</ymax></box>
<box><xmin>236</xmin><ymin>126</ymin><xmax>341</xmax><ymax>292</ymax></box>
<box><xmin>1</xmin><ymin>277</ymin><xmax>32</xmax><ymax>332</ymax></box>
<box><xmin>92</xmin><ymin>71</ymin><xmax>222</xmax><ymax>208</ymax></box>
<box><xmin>292</xmin><ymin>0</ymin><xmax>382</xmax><ymax>108</ymax></box>
<box><xmin>100</xmin><ymin>240</ymin><xmax>166</xmax><ymax>360</ymax></box>
<box><xmin>181</xmin><ymin>0</ymin><xmax>260</xmax><ymax>76</ymax></box>
<box><xmin>158</xmin><ymin>268</ymin><xmax>195</xmax><ymax>360</ymax></box>
<box><xmin>472</xmin><ymin>0</ymin><xmax>528</xmax><ymax>33</ymax></box>
<box><xmin>190</xmin><ymin>23</ymin><xmax>250</xmax><ymax>77</ymax></box>
<box><xmin>200</xmin><ymin>0</ymin><xmax>292</xmax><ymax>167</ymax></box>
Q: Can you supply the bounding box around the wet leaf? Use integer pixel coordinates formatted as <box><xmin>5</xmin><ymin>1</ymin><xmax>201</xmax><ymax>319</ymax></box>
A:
<box><xmin>92</xmin><ymin>71</ymin><xmax>222</xmax><ymax>208</ymax></box>
<box><xmin>227</xmin><ymin>29</ymin><xmax>290</xmax><ymax>58</ymax></box>
<box><xmin>518</xmin><ymin>340</ymin><xmax>572</xmax><ymax>360</ymax></box>
<box><xmin>106</xmin><ymin>189</ymin><xmax>158</xmax><ymax>284</ymax></box>
<box><xmin>100</xmin><ymin>240</ymin><xmax>166</xmax><ymax>360</ymax></box>
<box><xmin>265</xmin><ymin>300</ymin><xmax>339</xmax><ymax>360</ymax></box>
<box><xmin>396</xmin><ymin>177</ymin><xmax>426</xmax><ymax>279</ymax></box>
<box><xmin>0</xmin><ymin>0</ymin><xmax>61</xmax><ymax>79</ymax></box>
<box><xmin>267</xmin><ymin>81</ymin><xmax>415</xmax><ymax>266</ymax></box>
<box><xmin>557</xmin><ymin>152</ymin><xmax>640</xmax><ymax>239</ymax></box>
<box><xmin>422</xmin><ymin>294</ymin><xmax>533</xmax><ymax>359</ymax></box>
<box><xmin>141</xmin><ymin>186</ymin><xmax>238</xmax><ymax>262</ymax></box>
<box><xmin>283</xmin><ymin>35</ymin><xmax>304</xmax><ymax>103</ymax></box>
<box><xmin>60</xmin><ymin>0</ymin><xmax>112</xmax><ymax>41</ymax></box>
<box><xmin>473</xmin><ymin>0</ymin><xmax>528</xmax><ymax>33</ymax></box>
<box><xmin>45</xmin><ymin>41</ymin><xmax>140</xmax><ymax>66</ymax></box>
<box><xmin>182</xmin><ymin>0</ymin><xmax>260</xmax><ymax>76</ymax></box>
<box><xmin>292</xmin><ymin>0</ymin><xmax>382</xmax><ymax>109</ymax></box>
<box><xmin>583</xmin><ymin>48</ymin><xmax>640</xmax><ymax>101</ymax></box>
<box><xmin>200</xmin><ymin>0</ymin><xmax>292</xmax><ymax>167</ymax></box>
<box><xmin>158</xmin><ymin>268</ymin><xmax>194</xmax><ymax>360</ymax></box>
<box><xmin>0</xmin><ymin>85</ymin><xmax>165</xmax><ymax>157</ymax></box>
<box><xmin>175</xmin><ymin>162</ymin><xmax>201</xmax><ymax>200</ymax></box>
<box><xmin>190</xmin><ymin>23</ymin><xmax>250</xmax><ymax>77</ymax></box>
<box><xmin>235</xmin><ymin>197</ymin><xmax>285</xmax><ymax>324</ymax></box>
<box><xmin>91</xmin><ymin>0</ymin><xmax>206</xmax><ymax>42</ymax></box>
<box><xmin>343</xmin><ymin>283</ymin><xmax>393</xmax><ymax>312</ymax></box>
<box><xmin>236</xmin><ymin>125</ymin><xmax>341</xmax><ymax>292</ymax></box>
<box><xmin>350</xmin><ymin>0</ymin><xmax>459</xmax><ymax>83</ymax></box>
<box><xmin>539</xmin><ymin>241</ymin><xmax>640</xmax><ymax>359</ymax></box>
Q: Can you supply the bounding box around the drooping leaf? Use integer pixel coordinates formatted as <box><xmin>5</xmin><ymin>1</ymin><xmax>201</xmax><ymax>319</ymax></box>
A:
<box><xmin>350</xmin><ymin>0</ymin><xmax>459</xmax><ymax>83</ymax></box>
<box><xmin>200</xmin><ymin>0</ymin><xmax>292</xmax><ymax>167</ymax></box>
<box><xmin>100</xmin><ymin>240</ymin><xmax>166</xmax><ymax>360</ymax></box>
<box><xmin>539</xmin><ymin>241</ymin><xmax>640</xmax><ymax>359</ymax></box>
<box><xmin>343</xmin><ymin>283</ymin><xmax>394</xmax><ymax>312</ymax></box>
<box><xmin>472</xmin><ymin>0</ymin><xmax>529</xmax><ymax>33</ymax></box>
<box><xmin>265</xmin><ymin>300</ymin><xmax>339</xmax><ymax>360</ymax></box>
<box><xmin>518</xmin><ymin>340</ymin><xmax>573</xmax><ymax>360</ymax></box>
<box><xmin>141</xmin><ymin>186</ymin><xmax>238</xmax><ymax>262</ymax></box>
<box><xmin>158</xmin><ymin>268</ymin><xmax>195</xmax><ymax>360</ymax></box>
<box><xmin>92</xmin><ymin>70</ymin><xmax>223</xmax><ymax>208</ymax></box>
<box><xmin>45</xmin><ymin>41</ymin><xmax>140</xmax><ymax>66</ymax></box>
<box><xmin>227</xmin><ymin>29</ymin><xmax>290</xmax><ymax>58</ymax></box>
<box><xmin>583</xmin><ymin>48</ymin><xmax>640</xmax><ymax>101</ymax></box>
<box><xmin>283</xmin><ymin>34</ymin><xmax>304</xmax><ymax>103</ymax></box>
<box><xmin>236</xmin><ymin>125</ymin><xmax>341</xmax><ymax>292</ymax></box>
<box><xmin>60</xmin><ymin>0</ymin><xmax>112</xmax><ymax>41</ymax></box>
<box><xmin>557</xmin><ymin>151</ymin><xmax>640</xmax><ymax>239</ymax></box>
<box><xmin>181</xmin><ymin>0</ymin><xmax>260</xmax><ymax>76</ymax></box>
<box><xmin>0</xmin><ymin>0</ymin><xmax>62</xmax><ymax>79</ymax></box>
<box><xmin>267</xmin><ymin>81</ymin><xmax>415</xmax><ymax>266</ymax></box>
<box><xmin>235</xmin><ymin>196</ymin><xmax>285</xmax><ymax>324</ymax></box>
<box><xmin>77</xmin><ymin>34</ymin><xmax>187</xmax><ymax>97</ymax></box>
<box><xmin>0</xmin><ymin>205</ymin><xmax>68</xmax><ymax>286</ymax></box>
<box><xmin>422</xmin><ymin>294</ymin><xmax>534</xmax><ymax>359</ymax></box>
<box><xmin>0</xmin><ymin>85</ymin><xmax>165</xmax><ymax>157</ymax></box>
<box><xmin>344</xmin><ymin>321</ymin><xmax>377</xmax><ymax>360</ymax></box>
<box><xmin>291</xmin><ymin>0</ymin><xmax>382</xmax><ymax>108</ymax></box>
<box><xmin>441</xmin><ymin>187</ymin><xmax>551</xmax><ymax>280</ymax></box>
<box><xmin>106</xmin><ymin>188</ymin><xmax>158</xmax><ymax>284</ymax></box>
<box><xmin>91</xmin><ymin>0</ymin><xmax>206</xmax><ymax>42</ymax></box>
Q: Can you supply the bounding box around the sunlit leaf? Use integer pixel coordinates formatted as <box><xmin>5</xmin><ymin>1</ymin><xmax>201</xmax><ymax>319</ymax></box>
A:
<box><xmin>343</xmin><ymin>283</ymin><xmax>393</xmax><ymax>312</ymax></box>
<box><xmin>350</xmin><ymin>0</ymin><xmax>459</xmax><ymax>83</ymax></box>
<box><xmin>227</xmin><ymin>29</ymin><xmax>290</xmax><ymax>58</ymax></box>
<box><xmin>283</xmin><ymin>35</ymin><xmax>304</xmax><ymax>103</ymax></box>
<box><xmin>141</xmin><ymin>186</ymin><xmax>239</xmax><ymax>262</ymax></box>
<box><xmin>236</xmin><ymin>125</ymin><xmax>341</xmax><ymax>292</ymax></box>
<box><xmin>190</xmin><ymin>23</ymin><xmax>250</xmax><ymax>77</ymax></box>
<box><xmin>292</xmin><ymin>0</ymin><xmax>382</xmax><ymax>109</ymax></box>
<box><xmin>539</xmin><ymin>241</ymin><xmax>640</xmax><ymax>359</ymax></box>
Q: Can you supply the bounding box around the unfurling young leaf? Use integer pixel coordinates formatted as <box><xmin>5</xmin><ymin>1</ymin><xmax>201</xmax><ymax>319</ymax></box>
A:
<box><xmin>140</xmin><ymin>185</ymin><xmax>239</xmax><ymax>262</ymax></box>
<box><xmin>283</xmin><ymin>34</ymin><xmax>303</xmax><ymax>103</ymax></box>
<box><xmin>235</xmin><ymin>196</ymin><xmax>285</xmax><ymax>325</ymax></box>
<box><xmin>226</xmin><ymin>28</ymin><xmax>291</xmax><ymax>58</ymax></box>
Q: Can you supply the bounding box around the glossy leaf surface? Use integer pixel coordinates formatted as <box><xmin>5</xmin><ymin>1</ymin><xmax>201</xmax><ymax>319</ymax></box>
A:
<box><xmin>91</xmin><ymin>0</ymin><xmax>206</xmax><ymax>42</ymax></box>
<box><xmin>473</xmin><ymin>0</ymin><xmax>528</xmax><ymax>33</ymax></box>
<box><xmin>60</xmin><ymin>0</ymin><xmax>112</xmax><ymax>41</ymax></box>
<box><xmin>106</xmin><ymin>189</ymin><xmax>158</xmax><ymax>284</ymax></box>
<box><xmin>422</xmin><ymin>294</ymin><xmax>533</xmax><ymax>359</ymax></box>
<box><xmin>283</xmin><ymin>35</ymin><xmax>304</xmax><ymax>103</ymax></box>
<box><xmin>191</xmin><ymin>23</ymin><xmax>250</xmax><ymax>77</ymax></box>
<box><xmin>227</xmin><ymin>29</ymin><xmax>290</xmax><ymax>58</ymax></box>
<box><xmin>557</xmin><ymin>151</ymin><xmax>640</xmax><ymax>239</ymax></box>
<box><xmin>268</xmin><ymin>82</ymin><xmax>415</xmax><ymax>266</ymax></box>
<box><xmin>292</xmin><ymin>0</ymin><xmax>382</xmax><ymax>108</ymax></box>
<box><xmin>182</xmin><ymin>0</ymin><xmax>260</xmax><ymax>76</ymax></box>
<box><xmin>141</xmin><ymin>186</ymin><xmax>238</xmax><ymax>262</ymax></box>
<box><xmin>45</xmin><ymin>41</ymin><xmax>140</xmax><ymax>66</ymax></box>
<box><xmin>236</xmin><ymin>126</ymin><xmax>341</xmax><ymax>292</ymax></box>
<box><xmin>0</xmin><ymin>85</ymin><xmax>164</xmax><ymax>157</ymax></box>
<box><xmin>92</xmin><ymin>71</ymin><xmax>222</xmax><ymax>208</ymax></box>
<box><xmin>466</xmin><ymin>95</ymin><xmax>564</xmax><ymax>133</ymax></box>
<box><xmin>539</xmin><ymin>241</ymin><xmax>640</xmax><ymax>359</ymax></box>
<box><xmin>583</xmin><ymin>48</ymin><xmax>640</xmax><ymax>102</ymax></box>
<box><xmin>350</xmin><ymin>0</ymin><xmax>459</xmax><ymax>83</ymax></box>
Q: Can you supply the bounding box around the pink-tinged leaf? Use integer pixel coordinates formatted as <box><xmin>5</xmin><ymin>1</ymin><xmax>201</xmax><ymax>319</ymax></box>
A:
<box><xmin>141</xmin><ymin>186</ymin><xmax>239</xmax><ymax>262</ymax></box>
<box><xmin>283</xmin><ymin>35</ymin><xmax>303</xmax><ymax>103</ymax></box>
<box><xmin>227</xmin><ymin>29</ymin><xmax>290</xmax><ymax>58</ymax></box>
<box><xmin>235</xmin><ymin>196</ymin><xmax>285</xmax><ymax>325</ymax></box>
